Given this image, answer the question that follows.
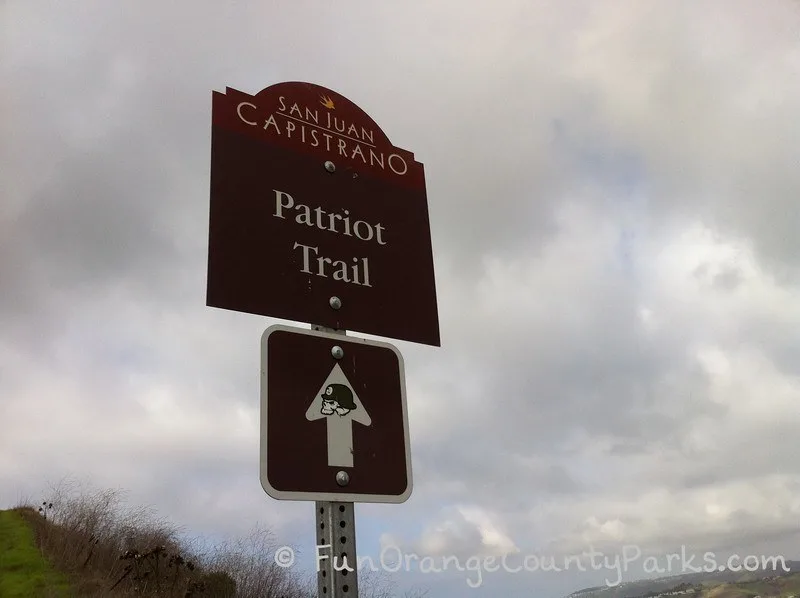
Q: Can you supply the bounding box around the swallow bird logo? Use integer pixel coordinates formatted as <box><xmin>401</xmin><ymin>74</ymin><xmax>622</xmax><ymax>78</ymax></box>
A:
<box><xmin>319</xmin><ymin>95</ymin><xmax>335</xmax><ymax>109</ymax></box>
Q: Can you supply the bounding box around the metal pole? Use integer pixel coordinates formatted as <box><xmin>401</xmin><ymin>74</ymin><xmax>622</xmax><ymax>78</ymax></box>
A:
<box><xmin>315</xmin><ymin>501</ymin><xmax>359</xmax><ymax>597</ymax></box>
<box><xmin>312</xmin><ymin>324</ymin><xmax>359</xmax><ymax>598</ymax></box>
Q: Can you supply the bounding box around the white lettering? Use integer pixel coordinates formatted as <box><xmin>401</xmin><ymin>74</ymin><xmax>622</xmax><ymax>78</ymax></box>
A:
<box><xmin>353</xmin><ymin>220</ymin><xmax>373</xmax><ymax>241</ymax></box>
<box><xmin>524</xmin><ymin>555</ymin><xmax>539</xmax><ymax>571</ymax></box>
<box><xmin>333</xmin><ymin>555</ymin><xmax>354</xmax><ymax>572</ymax></box>
<box><xmin>328</xmin><ymin>212</ymin><xmax>342</xmax><ymax>233</ymax></box>
<box><xmin>375</xmin><ymin>223</ymin><xmax>386</xmax><ymax>245</ymax></box>
<box><xmin>357</xmin><ymin>555</ymin><xmax>379</xmax><ymax>572</ymax></box>
<box><xmin>237</xmin><ymin>102</ymin><xmax>258</xmax><ymax>126</ymax></box>
<box><xmin>332</xmin><ymin>260</ymin><xmax>350</xmax><ymax>283</ymax></box>
<box><xmin>263</xmin><ymin>114</ymin><xmax>280</xmax><ymax>134</ymax></box>
<box><xmin>380</xmin><ymin>545</ymin><xmax>402</xmax><ymax>573</ymax></box>
<box><xmin>563</xmin><ymin>555</ymin><xmax>586</xmax><ymax>572</ymax></box>
<box><xmin>316</xmin><ymin>256</ymin><xmax>332</xmax><ymax>277</ymax></box>
<box><xmin>342</xmin><ymin>210</ymin><xmax>352</xmax><ymax>237</ymax></box>
<box><xmin>665</xmin><ymin>552</ymin><xmax>680</xmax><ymax>572</ymax></box>
<box><xmin>274</xmin><ymin>189</ymin><xmax>382</xmax><ymax>287</ymax></box>
<box><xmin>362</xmin><ymin>257</ymin><xmax>371</xmax><ymax>287</ymax></box>
<box><xmin>442</xmin><ymin>555</ymin><xmax>464</xmax><ymax>572</ymax></box>
<box><xmin>542</xmin><ymin>556</ymin><xmax>562</xmax><ymax>572</ymax></box>
<box><xmin>315</xmin><ymin>544</ymin><xmax>331</xmax><ymax>570</ymax></box>
<box><xmin>419</xmin><ymin>556</ymin><xmax>440</xmax><ymax>574</ymax></box>
<box><xmin>369</xmin><ymin>149</ymin><xmax>384</xmax><ymax>169</ymax></box>
<box><xmin>743</xmin><ymin>555</ymin><xmax>760</xmax><ymax>572</ymax></box>
<box><xmin>484</xmin><ymin>556</ymin><xmax>499</xmax><ymax>573</ymax></box>
<box><xmin>272</xmin><ymin>190</ymin><xmax>386</xmax><ymax>246</ymax></box>
<box><xmin>351</xmin><ymin>144</ymin><xmax>366</xmax><ymax>163</ymax></box>
<box><xmin>465</xmin><ymin>556</ymin><xmax>483</xmax><ymax>588</ymax></box>
<box><xmin>643</xmin><ymin>556</ymin><xmax>665</xmax><ymax>574</ymax></box>
<box><xmin>295</xmin><ymin>204</ymin><xmax>312</xmax><ymax>226</ymax></box>
<box><xmin>293</xmin><ymin>242</ymin><xmax>317</xmax><ymax>273</ymax></box>
<box><xmin>247</xmin><ymin>99</ymin><xmax>410</xmax><ymax>176</ymax></box>
<box><xmin>388</xmin><ymin>153</ymin><xmax>408</xmax><ymax>175</ymax></box>
<box><xmin>622</xmin><ymin>545</ymin><xmax>641</xmax><ymax>570</ymax></box>
<box><xmin>404</xmin><ymin>552</ymin><xmax>419</xmax><ymax>570</ymax></box>
<box><xmin>502</xmin><ymin>554</ymin><xmax>521</xmax><ymax>573</ymax></box>
<box><xmin>274</xmin><ymin>190</ymin><xmax>293</xmax><ymax>218</ymax></box>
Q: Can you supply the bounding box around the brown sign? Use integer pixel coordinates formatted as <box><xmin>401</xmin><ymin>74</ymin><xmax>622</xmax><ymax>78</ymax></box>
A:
<box><xmin>260</xmin><ymin>325</ymin><xmax>411</xmax><ymax>503</ymax></box>
<box><xmin>208</xmin><ymin>82</ymin><xmax>440</xmax><ymax>347</ymax></box>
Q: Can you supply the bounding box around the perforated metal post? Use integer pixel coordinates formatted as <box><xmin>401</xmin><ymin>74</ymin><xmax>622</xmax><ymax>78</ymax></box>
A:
<box><xmin>316</xmin><ymin>501</ymin><xmax>359</xmax><ymax>597</ymax></box>
<box><xmin>311</xmin><ymin>324</ymin><xmax>359</xmax><ymax>597</ymax></box>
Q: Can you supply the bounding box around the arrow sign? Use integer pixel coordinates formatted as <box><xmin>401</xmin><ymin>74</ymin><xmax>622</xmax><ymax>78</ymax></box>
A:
<box><xmin>261</xmin><ymin>324</ymin><xmax>412</xmax><ymax>503</ymax></box>
<box><xmin>305</xmin><ymin>363</ymin><xmax>372</xmax><ymax>468</ymax></box>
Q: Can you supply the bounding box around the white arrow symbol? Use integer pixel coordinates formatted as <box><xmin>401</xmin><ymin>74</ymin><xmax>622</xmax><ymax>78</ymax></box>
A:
<box><xmin>305</xmin><ymin>363</ymin><xmax>371</xmax><ymax>468</ymax></box>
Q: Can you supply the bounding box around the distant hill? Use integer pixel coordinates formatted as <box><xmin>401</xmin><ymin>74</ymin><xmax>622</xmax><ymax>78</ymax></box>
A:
<box><xmin>565</xmin><ymin>560</ymin><xmax>800</xmax><ymax>598</ymax></box>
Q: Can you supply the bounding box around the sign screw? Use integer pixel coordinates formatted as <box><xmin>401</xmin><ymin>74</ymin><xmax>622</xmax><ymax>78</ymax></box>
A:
<box><xmin>331</xmin><ymin>346</ymin><xmax>344</xmax><ymax>360</ymax></box>
<box><xmin>324</xmin><ymin>161</ymin><xmax>336</xmax><ymax>173</ymax></box>
<box><xmin>336</xmin><ymin>471</ymin><xmax>350</xmax><ymax>486</ymax></box>
<box><xmin>329</xmin><ymin>296</ymin><xmax>342</xmax><ymax>310</ymax></box>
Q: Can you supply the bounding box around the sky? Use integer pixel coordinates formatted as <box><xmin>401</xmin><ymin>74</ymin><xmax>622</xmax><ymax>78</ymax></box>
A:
<box><xmin>2</xmin><ymin>1</ymin><xmax>800</xmax><ymax>597</ymax></box>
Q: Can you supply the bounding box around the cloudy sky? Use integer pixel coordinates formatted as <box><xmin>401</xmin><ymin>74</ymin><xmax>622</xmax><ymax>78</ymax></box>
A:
<box><xmin>3</xmin><ymin>1</ymin><xmax>800</xmax><ymax>596</ymax></box>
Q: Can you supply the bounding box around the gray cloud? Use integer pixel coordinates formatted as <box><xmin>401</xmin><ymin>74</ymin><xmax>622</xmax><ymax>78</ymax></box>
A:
<box><xmin>3</xmin><ymin>2</ymin><xmax>800</xmax><ymax>598</ymax></box>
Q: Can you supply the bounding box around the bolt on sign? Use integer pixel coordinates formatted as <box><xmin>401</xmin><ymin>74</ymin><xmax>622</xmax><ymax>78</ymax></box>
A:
<box><xmin>260</xmin><ymin>325</ymin><xmax>412</xmax><ymax>503</ymax></box>
<box><xmin>207</xmin><ymin>81</ymin><xmax>440</xmax><ymax>347</ymax></box>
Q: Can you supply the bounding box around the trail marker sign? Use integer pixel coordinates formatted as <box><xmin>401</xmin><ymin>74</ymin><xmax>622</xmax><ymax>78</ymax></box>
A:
<box><xmin>260</xmin><ymin>324</ymin><xmax>412</xmax><ymax>503</ymax></box>
<box><xmin>208</xmin><ymin>81</ymin><xmax>440</xmax><ymax>347</ymax></box>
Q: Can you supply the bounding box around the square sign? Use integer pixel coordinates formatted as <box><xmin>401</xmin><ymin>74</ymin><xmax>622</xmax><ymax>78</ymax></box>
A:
<box><xmin>260</xmin><ymin>324</ymin><xmax>412</xmax><ymax>503</ymax></box>
<box><xmin>208</xmin><ymin>82</ymin><xmax>440</xmax><ymax>347</ymax></box>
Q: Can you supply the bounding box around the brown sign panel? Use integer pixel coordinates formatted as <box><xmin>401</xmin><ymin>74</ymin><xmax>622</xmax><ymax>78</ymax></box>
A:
<box><xmin>260</xmin><ymin>325</ymin><xmax>411</xmax><ymax>503</ymax></box>
<box><xmin>208</xmin><ymin>82</ymin><xmax>440</xmax><ymax>347</ymax></box>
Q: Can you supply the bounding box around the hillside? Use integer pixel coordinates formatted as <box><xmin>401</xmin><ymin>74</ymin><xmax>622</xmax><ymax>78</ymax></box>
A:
<box><xmin>567</xmin><ymin>561</ymin><xmax>800</xmax><ymax>598</ymax></box>
<box><xmin>0</xmin><ymin>483</ymin><xmax>427</xmax><ymax>598</ymax></box>
<box><xmin>0</xmin><ymin>509</ymin><xmax>72</xmax><ymax>597</ymax></box>
<box><xmin>0</xmin><ymin>504</ymin><xmax>246</xmax><ymax>598</ymax></box>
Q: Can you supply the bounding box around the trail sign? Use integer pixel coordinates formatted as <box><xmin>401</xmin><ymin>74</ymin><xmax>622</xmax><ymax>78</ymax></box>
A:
<box><xmin>260</xmin><ymin>324</ymin><xmax>412</xmax><ymax>503</ymax></box>
<box><xmin>208</xmin><ymin>81</ymin><xmax>440</xmax><ymax>347</ymax></box>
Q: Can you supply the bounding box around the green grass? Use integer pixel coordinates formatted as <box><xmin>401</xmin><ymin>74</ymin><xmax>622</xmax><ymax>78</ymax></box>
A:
<box><xmin>0</xmin><ymin>509</ymin><xmax>73</xmax><ymax>598</ymax></box>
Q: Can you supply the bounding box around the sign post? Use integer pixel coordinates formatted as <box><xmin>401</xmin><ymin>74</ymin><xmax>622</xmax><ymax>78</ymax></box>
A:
<box><xmin>207</xmin><ymin>80</ymin><xmax>439</xmax><ymax>598</ymax></box>
<box><xmin>316</xmin><ymin>499</ymin><xmax>359</xmax><ymax>598</ymax></box>
<box><xmin>312</xmin><ymin>325</ymin><xmax>359</xmax><ymax>598</ymax></box>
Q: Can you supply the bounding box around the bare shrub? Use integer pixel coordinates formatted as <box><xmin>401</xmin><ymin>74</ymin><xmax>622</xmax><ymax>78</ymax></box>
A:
<box><xmin>17</xmin><ymin>478</ymin><xmax>198</xmax><ymax>597</ymax></box>
<box><xmin>14</xmin><ymin>477</ymin><xmax>427</xmax><ymax>597</ymax></box>
<box><xmin>200</xmin><ymin>524</ymin><xmax>312</xmax><ymax>598</ymax></box>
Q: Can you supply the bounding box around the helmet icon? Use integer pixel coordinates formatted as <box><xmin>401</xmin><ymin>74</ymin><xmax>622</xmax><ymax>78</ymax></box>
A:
<box><xmin>320</xmin><ymin>383</ymin><xmax>357</xmax><ymax>416</ymax></box>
